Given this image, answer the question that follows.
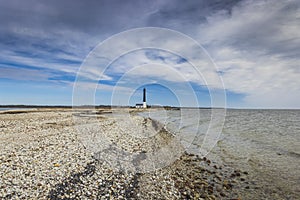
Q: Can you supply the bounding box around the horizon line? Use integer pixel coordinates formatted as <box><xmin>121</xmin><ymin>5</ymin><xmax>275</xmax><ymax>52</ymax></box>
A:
<box><xmin>0</xmin><ymin>104</ymin><xmax>299</xmax><ymax>110</ymax></box>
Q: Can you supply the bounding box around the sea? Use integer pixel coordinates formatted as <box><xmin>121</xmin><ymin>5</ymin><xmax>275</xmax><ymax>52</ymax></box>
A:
<box><xmin>0</xmin><ymin>108</ymin><xmax>19</xmax><ymax>111</ymax></box>
<box><xmin>0</xmin><ymin>108</ymin><xmax>15</xmax><ymax>111</ymax></box>
<box><xmin>0</xmin><ymin>107</ymin><xmax>35</xmax><ymax>111</ymax></box>
<box><xmin>140</xmin><ymin>108</ymin><xmax>300</xmax><ymax>199</ymax></box>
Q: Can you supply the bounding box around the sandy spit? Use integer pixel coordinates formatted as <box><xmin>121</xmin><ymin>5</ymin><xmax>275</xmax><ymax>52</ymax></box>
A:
<box><xmin>0</xmin><ymin>109</ymin><xmax>249</xmax><ymax>199</ymax></box>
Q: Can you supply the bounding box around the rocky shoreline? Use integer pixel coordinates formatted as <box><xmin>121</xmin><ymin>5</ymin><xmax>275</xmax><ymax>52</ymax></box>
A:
<box><xmin>0</xmin><ymin>109</ymin><xmax>250</xmax><ymax>199</ymax></box>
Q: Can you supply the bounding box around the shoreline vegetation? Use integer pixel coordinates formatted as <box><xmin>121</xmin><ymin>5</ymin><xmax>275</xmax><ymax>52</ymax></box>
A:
<box><xmin>0</xmin><ymin>108</ymin><xmax>253</xmax><ymax>199</ymax></box>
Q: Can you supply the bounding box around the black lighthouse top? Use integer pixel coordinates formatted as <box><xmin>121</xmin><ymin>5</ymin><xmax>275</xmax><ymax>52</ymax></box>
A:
<box><xmin>143</xmin><ymin>88</ymin><xmax>146</xmax><ymax>102</ymax></box>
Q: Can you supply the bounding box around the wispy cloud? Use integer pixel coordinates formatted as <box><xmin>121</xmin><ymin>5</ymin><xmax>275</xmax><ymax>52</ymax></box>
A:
<box><xmin>0</xmin><ymin>0</ymin><xmax>299</xmax><ymax>107</ymax></box>
<box><xmin>196</xmin><ymin>0</ymin><xmax>300</xmax><ymax>107</ymax></box>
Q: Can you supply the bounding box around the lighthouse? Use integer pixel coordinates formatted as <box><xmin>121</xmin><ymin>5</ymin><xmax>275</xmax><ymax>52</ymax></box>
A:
<box><xmin>143</xmin><ymin>88</ymin><xmax>147</xmax><ymax>108</ymax></box>
<box><xmin>135</xmin><ymin>88</ymin><xmax>147</xmax><ymax>108</ymax></box>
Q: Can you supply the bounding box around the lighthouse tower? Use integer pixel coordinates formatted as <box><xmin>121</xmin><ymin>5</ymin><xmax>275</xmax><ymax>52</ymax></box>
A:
<box><xmin>143</xmin><ymin>88</ymin><xmax>147</xmax><ymax>108</ymax></box>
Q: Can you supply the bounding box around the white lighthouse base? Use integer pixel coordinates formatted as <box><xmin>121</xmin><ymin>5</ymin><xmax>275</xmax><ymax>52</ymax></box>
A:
<box><xmin>143</xmin><ymin>102</ymin><xmax>147</xmax><ymax>108</ymax></box>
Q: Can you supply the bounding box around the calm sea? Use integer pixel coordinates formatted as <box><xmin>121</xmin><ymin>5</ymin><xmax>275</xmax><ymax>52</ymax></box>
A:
<box><xmin>140</xmin><ymin>109</ymin><xmax>300</xmax><ymax>199</ymax></box>
<box><xmin>0</xmin><ymin>107</ymin><xmax>36</xmax><ymax>111</ymax></box>
<box><xmin>0</xmin><ymin>108</ymin><xmax>16</xmax><ymax>111</ymax></box>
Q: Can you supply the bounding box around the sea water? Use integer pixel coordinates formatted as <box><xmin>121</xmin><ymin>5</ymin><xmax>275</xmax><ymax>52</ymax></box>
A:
<box><xmin>140</xmin><ymin>109</ymin><xmax>300</xmax><ymax>198</ymax></box>
<box><xmin>0</xmin><ymin>107</ymin><xmax>35</xmax><ymax>111</ymax></box>
<box><xmin>0</xmin><ymin>108</ymin><xmax>15</xmax><ymax>111</ymax></box>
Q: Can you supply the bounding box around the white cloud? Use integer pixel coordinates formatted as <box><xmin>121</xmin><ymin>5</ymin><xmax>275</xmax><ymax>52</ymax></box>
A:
<box><xmin>1</xmin><ymin>0</ymin><xmax>299</xmax><ymax>107</ymax></box>
<box><xmin>194</xmin><ymin>0</ymin><xmax>300</xmax><ymax>108</ymax></box>
<box><xmin>0</xmin><ymin>65</ymin><xmax>49</xmax><ymax>81</ymax></box>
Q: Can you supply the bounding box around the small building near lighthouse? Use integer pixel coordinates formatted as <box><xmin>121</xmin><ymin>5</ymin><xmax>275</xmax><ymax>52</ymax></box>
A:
<box><xmin>135</xmin><ymin>88</ymin><xmax>147</xmax><ymax>108</ymax></box>
<box><xmin>135</xmin><ymin>103</ymin><xmax>143</xmax><ymax>108</ymax></box>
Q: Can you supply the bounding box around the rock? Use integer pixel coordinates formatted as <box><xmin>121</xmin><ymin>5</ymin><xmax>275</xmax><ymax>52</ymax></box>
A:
<box><xmin>0</xmin><ymin>109</ymin><xmax>245</xmax><ymax>199</ymax></box>
<box><xmin>53</xmin><ymin>163</ymin><xmax>60</xmax><ymax>167</ymax></box>
<box><xmin>207</xmin><ymin>185</ymin><xmax>214</xmax><ymax>194</ymax></box>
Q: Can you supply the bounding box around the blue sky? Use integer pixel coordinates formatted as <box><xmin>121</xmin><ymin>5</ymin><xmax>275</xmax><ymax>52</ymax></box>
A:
<box><xmin>0</xmin><ymin>0</ymin><xmax>299</xmax><ymax>108</ymax></box>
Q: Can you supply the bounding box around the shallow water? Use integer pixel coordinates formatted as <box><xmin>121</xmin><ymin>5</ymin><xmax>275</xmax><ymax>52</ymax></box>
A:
<box><xmin>140</xmin><ymin>109</ymin><xmax>300</xmax><ymax>199</ymax></box>
<box><xmin>0</xmin><ymin>107</ymin><xmax>35</xmax><ymax>111</ymax></box>
<box><xmin>0</xmin><ymin>107</ymin><xmax>15</xmax><ymax>111</ymax></box>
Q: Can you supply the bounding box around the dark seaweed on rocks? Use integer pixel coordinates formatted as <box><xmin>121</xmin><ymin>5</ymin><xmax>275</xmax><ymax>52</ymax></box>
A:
<box><xmin>48</xmin><ymin>162</ymin><xmax>96</xmax><ymax>199</ymax></box>
<box><xmin>47</xmin><ymin>160</ymin><xmax>141</xmax><ymax>199</ymax></box>
<box><xmin>47</xmin><ymin>154</ymin><xmax>250</xmax><ymax>199</ymax></box>
<box><xmin>46</xmin><ymin>114</ymin><xmax>250</xmax><ymax>199</ymax></box>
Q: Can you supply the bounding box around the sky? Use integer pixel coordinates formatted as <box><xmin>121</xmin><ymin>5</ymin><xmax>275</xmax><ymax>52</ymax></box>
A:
<box><xmin>0</xmin><ymin>0</ymin><xmax>299</xmax><ymax>108</ymax></box>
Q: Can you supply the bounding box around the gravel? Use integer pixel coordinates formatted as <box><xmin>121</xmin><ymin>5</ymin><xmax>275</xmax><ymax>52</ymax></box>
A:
<box><xmin>0</xmin><ymin>109</ymin><xmax>250</xmax><ymax>199</ymax></box>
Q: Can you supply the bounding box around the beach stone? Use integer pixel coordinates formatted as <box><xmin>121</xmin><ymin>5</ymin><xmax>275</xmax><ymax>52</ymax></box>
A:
<box><xmin>0</xmin><ymin>109</ymin><xmax>246</xmax><ymax>199</ymax></box>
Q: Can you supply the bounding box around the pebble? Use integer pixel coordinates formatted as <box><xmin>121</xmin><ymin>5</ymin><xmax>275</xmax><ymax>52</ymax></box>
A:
<box><xmin>0</xmin><ymin>109</ymin><xmax>247</xmax><ymax>199</ymax></box>
<box><xmin>53</xmin><ymin>163</ymin><xmax>60</xmax><ymax>167</ymax></box>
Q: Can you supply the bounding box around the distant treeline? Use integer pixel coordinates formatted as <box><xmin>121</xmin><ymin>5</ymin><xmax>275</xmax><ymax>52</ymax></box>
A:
<box><xmin>0</xmin><ymin>105</ymin><xmax>111</xmax><ymax>109</ymax></box>
<box><xmin>0</xmin><ymin>105</ymin><xmax>218</xmax><ymax>110</ymax></box>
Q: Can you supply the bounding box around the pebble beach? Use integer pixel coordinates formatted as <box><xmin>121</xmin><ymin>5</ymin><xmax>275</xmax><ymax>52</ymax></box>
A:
<box><xmin>0</xmin><ymin>108</ymin><xmax>251</xmax><ymax>199</ymax></box>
